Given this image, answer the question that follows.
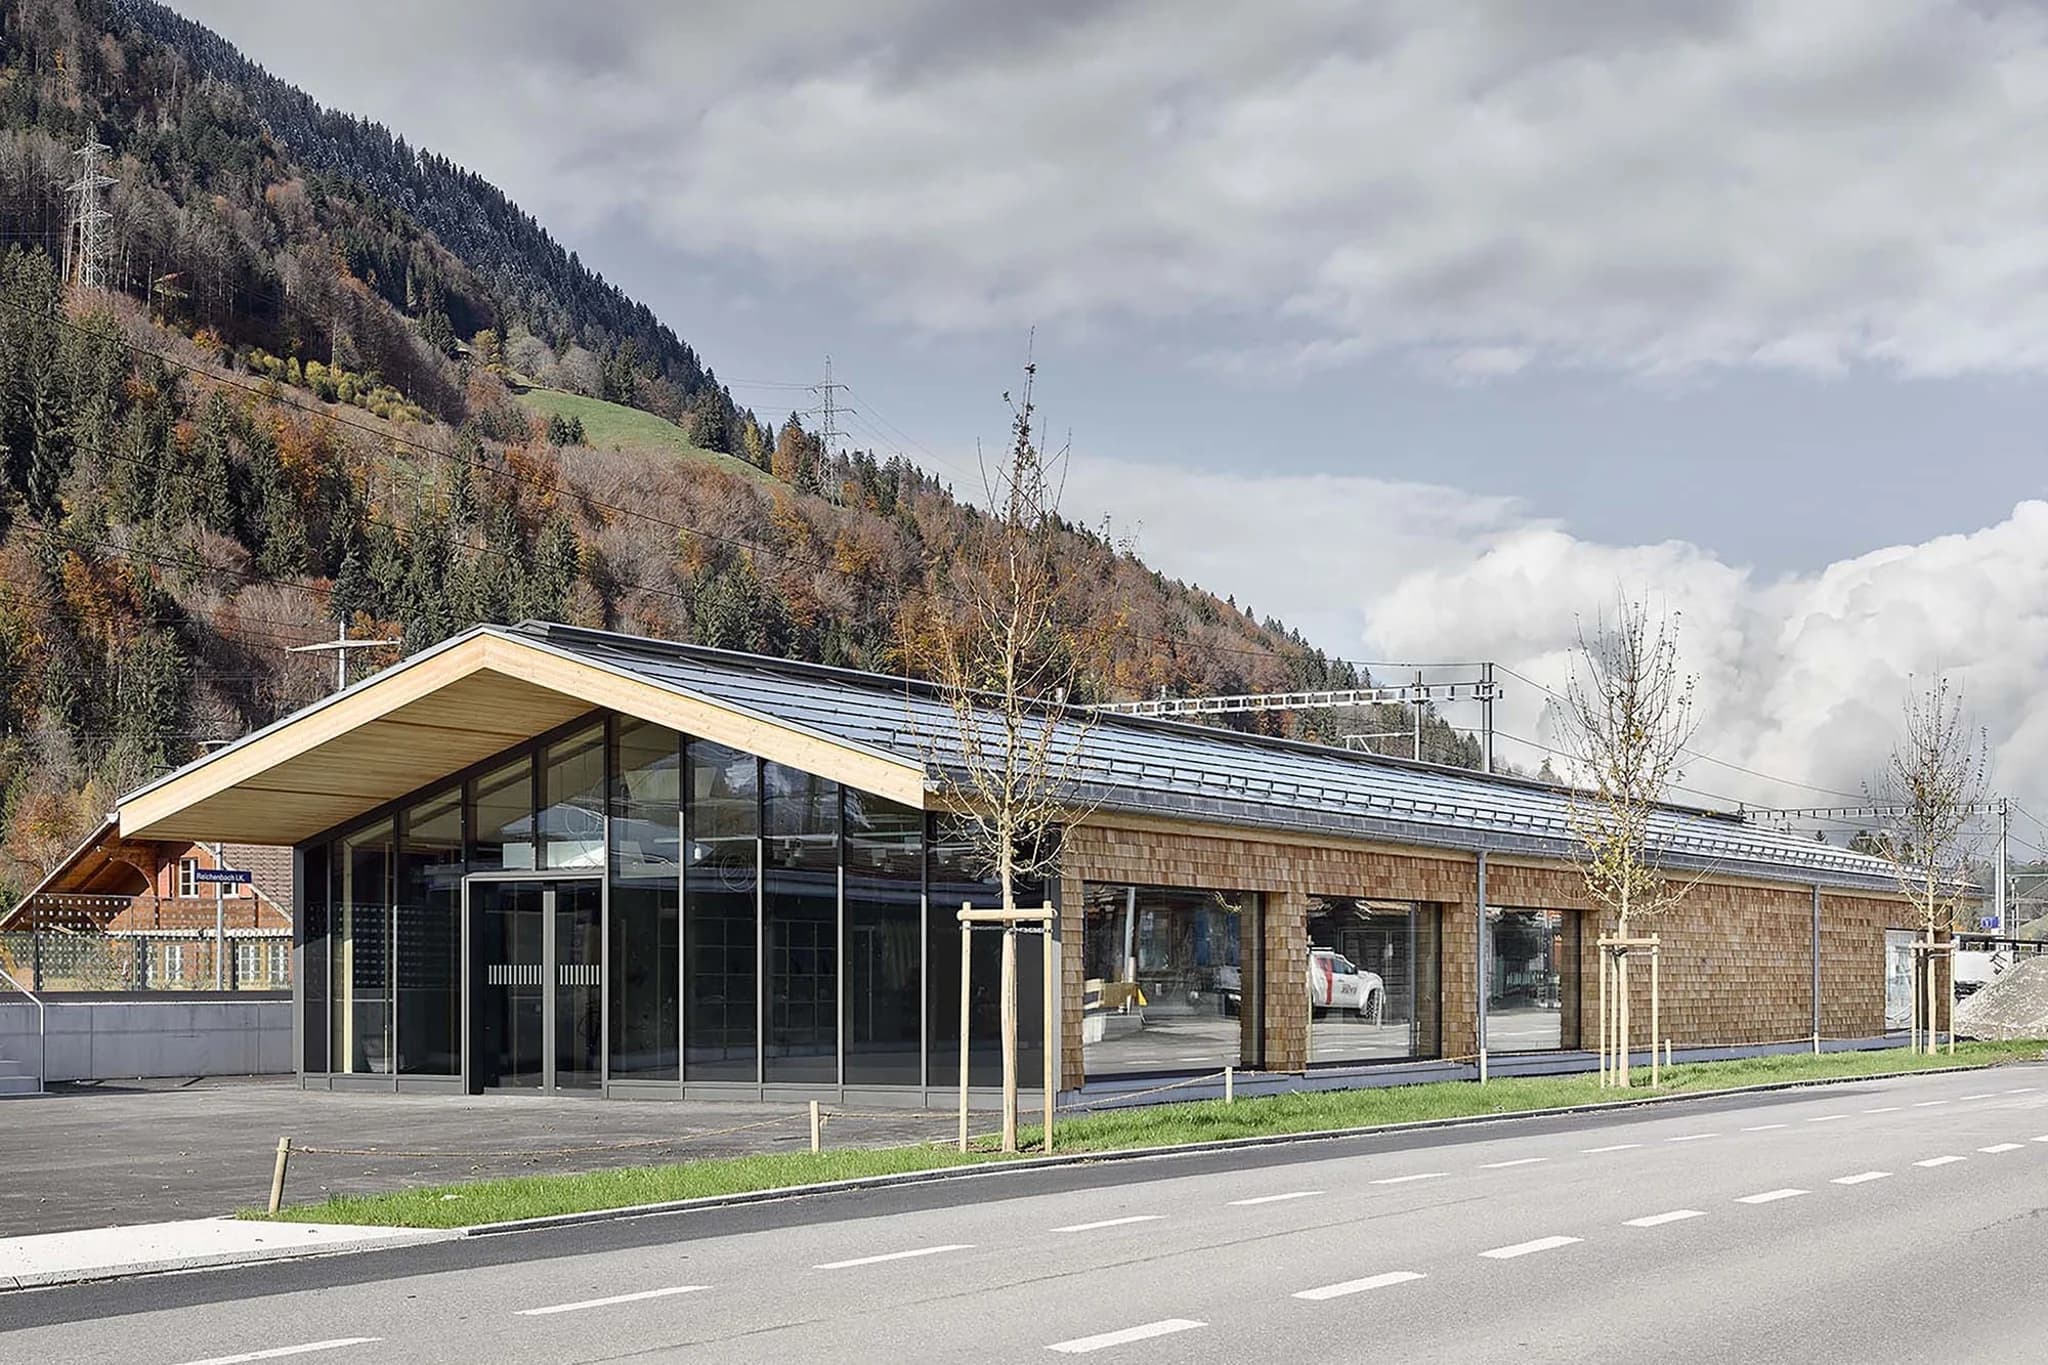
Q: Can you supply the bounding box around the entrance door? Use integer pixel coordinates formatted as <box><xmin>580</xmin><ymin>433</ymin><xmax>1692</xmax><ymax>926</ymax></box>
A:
<box><xmin>470</xmin><ymin>878</ymin><xmax>602</xmax><ymax>1091</ymax></box>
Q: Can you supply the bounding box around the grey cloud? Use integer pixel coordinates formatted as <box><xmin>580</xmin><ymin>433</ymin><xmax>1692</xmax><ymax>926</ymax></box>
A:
<box><xmin>172</xmin><ymin>0</ymin><xmax>2048</xmax><ymax>379</ymax></box>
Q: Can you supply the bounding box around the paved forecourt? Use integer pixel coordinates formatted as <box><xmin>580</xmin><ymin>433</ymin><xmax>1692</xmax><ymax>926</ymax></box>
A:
<box><xmin>6</xmin><ymin>1064</ymin><xmax>2047</xmax><ymax>1363</ymax></box>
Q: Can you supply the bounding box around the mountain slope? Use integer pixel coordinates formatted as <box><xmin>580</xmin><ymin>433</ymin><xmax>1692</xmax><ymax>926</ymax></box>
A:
<box><xmin>0</xmin><ymin>0</ymin><xmax>1469</xmax><ymax>908</ymax></box>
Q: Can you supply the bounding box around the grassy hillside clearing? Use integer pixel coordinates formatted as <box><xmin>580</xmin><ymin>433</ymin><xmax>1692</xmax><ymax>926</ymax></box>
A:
<box><xmin>515</xmin><ymin>387</ymin><xmax>775</xmax><ymax>486</ymax></box>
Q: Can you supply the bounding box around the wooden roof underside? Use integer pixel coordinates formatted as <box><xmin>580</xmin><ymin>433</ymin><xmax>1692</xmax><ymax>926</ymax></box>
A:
<box><xmin>117</xmin><ymin>633</ymin><xmax>927</xmax><ymax>845</ymax></box>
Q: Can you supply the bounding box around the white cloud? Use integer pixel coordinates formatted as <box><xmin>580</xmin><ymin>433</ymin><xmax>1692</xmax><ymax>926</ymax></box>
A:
<box><xmin>1070</xmin><ymin>457</ymin><xmax>2048</xmax><ymax>816</ymax></box>
<box><xmin>184</xmin><ymin>0</ymin><xmax>2048</xmax><ymax>380</ymax></box>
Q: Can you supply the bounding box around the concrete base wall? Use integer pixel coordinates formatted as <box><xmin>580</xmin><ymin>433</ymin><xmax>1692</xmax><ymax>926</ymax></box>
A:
<box><xmin>0</xmin><ymin>997</ymin><xmax>291</xmax><ymax>1082</ymax></box>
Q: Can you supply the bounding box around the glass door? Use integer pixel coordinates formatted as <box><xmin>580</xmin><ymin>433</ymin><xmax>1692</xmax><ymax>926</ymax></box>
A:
<box><xmin>474</xmin><ymin>880</ymin><xmax>545</xmax><ymax>1089</ymax></box>
<box><xmin>554</xmin><ymin>880</ymin><xmax>603</xmax><ymax>1090</ymax></box>
<box><xmin>469</xmin><ymin>877</ymin><xmax>603</xmax><ymax>1092</ymax></box>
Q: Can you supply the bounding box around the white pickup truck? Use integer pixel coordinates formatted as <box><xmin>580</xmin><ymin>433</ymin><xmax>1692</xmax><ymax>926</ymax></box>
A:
<box><xmin>1309</xmin><ymin>948</ymin><xmax>1385</xmax><ymax>1022</ymax></box>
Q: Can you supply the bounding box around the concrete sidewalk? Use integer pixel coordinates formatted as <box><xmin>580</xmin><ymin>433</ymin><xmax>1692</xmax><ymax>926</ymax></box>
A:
<box><xmin>0</xmin><ymin>1218</ymin><xmax>450</xmax><ymax>1290</ymax></box>
<box><xmin>2</xmin><ymin>1077</ymin><xmax>960</xmax><ymax>1237</ymax></box>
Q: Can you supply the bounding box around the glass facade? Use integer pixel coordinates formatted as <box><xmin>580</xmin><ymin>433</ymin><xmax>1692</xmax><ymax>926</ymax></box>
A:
<box><xmin>928</xmin><ymin>817</ymin><xmax>1047</xmax><ymax>1088</ymax></box>
<box><xmin>843</xmin><ymin>790</ymin><xmax>923</xmax><ymax>1084</ymax></box>
<box><xmin>609</xmin><ymin>719</ymin><xmax>681</xmax><ymax>1079</ymax></box>
<box><xmin>685</xmin><ymin>740</ymin><xmax>760</xmax><ymax>1080</ymax></box>
<box><xmin>540</xmin><ymin>725</ymin><xmax>606</xmax><ymax>870</ymax></box>
<box><xmin>333</xmin><ymin>819</ymin><xmax>393</xmax><ymax>1073</ymax></box>
<box><xmin>1486</xmin><ymin>907</ymin><xmax>1580</xmax><ymax>1052</ymax></box>
<box><xmin>762</xmin><ymin>761</ymin><xmax>840</xmax><ymax>1083</ymax></box>
<box><xmin>1306</xmin><ymin>899</ymin><xmax>1440</xmax><ymax>1064</ymax></box>
<box><xmin>1080</xmin><ymin>884</ymin><xmax>1258</xmax><ymax>1078</ymax></box>
<box><xmin>396</xmin><ymin>789</ymin><xmax>463</xmax><ymax>1074</ymax></box>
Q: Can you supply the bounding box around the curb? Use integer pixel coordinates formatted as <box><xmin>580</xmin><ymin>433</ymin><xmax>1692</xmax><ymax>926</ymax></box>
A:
<box><xmin>1</xmin><ymin>1229</ymin><xmax>456</xmax><ymax>1292</ymax></box>
<box><xmin>451</xmin><ymin>1057</ymin><xmax>2024</xmax><ymax>1240</ymax></box>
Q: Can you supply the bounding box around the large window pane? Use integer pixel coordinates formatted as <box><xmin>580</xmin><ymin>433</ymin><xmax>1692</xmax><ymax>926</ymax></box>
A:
<box><xmin>470</xmin><ymin>756</ymin><xmax>535</xmax><ymax>871</ymax></box>
<box><xmin>927</xmin><ymin>816</ymin><xmax>1046</xmax><ymax>1088</ymax></box>
<box><xmin>844</xmin><ymin>789</ymin><xmax>921</xmax><ymax>1085</ymax></box>
<box><xmin>1307</xmin><ymin>899</ymin><xmax>1440</xmax><ymax>1064</ymax></box>
<box><xmin>763</xmin><ymin>761</ymin><xmax>839</xmax><ymax>1083</ymax></box>
<box><xmin>540</xmin><ymin>724</ymin><xmax>606</xmax><ymax>870</ymax></box>
<box><xmin>1080</xmin><ymin>884</ymin><xmax>1252</xmax><ymax>1078</ymax></box>
<box><xmin>1487</xmin><ymin>907</ymin><xmax>1578</xmax><ymax>1052</ymax></box>
<box><xmin>333</xmin><ymin>819</ymin><xmax>393</xmax><ymax>1074</ymax></box>
<box><xmin>301</xmin><ymin>844</ymin><xmax>329</xmax><ymax>1073</ymax></box>
<box><xmin>1885</xmin><ymin>928</ymin><xmax>1916</xmax><ymax>1030</ymax></box>
<box><xmin>685</xmin><ymin>741</ymin><xmax>758</xmax><ymax>1080</ymax></box>
<box><xmin>397</xmin><ymin>789</ymin><xmax>463</xmax><ymax>1075</ymax></box>
<box><xmin>610</xmin><ymin>718</ymin><xmax>680</xmax><ymax>1080</ymax></box>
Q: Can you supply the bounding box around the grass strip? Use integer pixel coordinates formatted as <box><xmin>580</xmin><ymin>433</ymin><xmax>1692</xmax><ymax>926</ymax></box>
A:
<box><xmin>254</xmin><ymin>1040</ymin><xmax>2044</xmax><ymax>1229</ymax></box>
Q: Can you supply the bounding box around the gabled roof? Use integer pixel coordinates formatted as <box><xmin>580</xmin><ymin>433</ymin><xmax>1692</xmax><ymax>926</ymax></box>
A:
<box><xmin>114</xmin><ymin>619</ymin><xmax>1903</xmax><ymax>894</ymax></box>
<box><xmin>116</xmin><ymin>625</ymin><xmax>925</xmax><ymax>843</ymax></box>
<box><xmin>513</xmin><ymin>622</ymin><xmax>1900</xmax><ymax>894</ymax></box>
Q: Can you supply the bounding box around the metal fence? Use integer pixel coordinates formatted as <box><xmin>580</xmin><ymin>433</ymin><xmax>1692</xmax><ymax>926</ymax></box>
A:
<box><xmin>0</xmin><ymin>898</ymin><xmax>290</xmax><ymax>993</ymax></box>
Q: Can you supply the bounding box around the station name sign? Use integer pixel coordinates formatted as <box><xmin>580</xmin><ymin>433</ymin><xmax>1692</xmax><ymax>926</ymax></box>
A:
<box><xmin>194</xmin><ymin>868</ymin><xmax>253</xmax><ymax>885</ymax></box>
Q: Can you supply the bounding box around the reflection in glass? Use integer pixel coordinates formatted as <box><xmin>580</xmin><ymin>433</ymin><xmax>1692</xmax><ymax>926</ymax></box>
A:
<box><xmin>474</xmin><ymin>879</ymin><xmax>544</xmax><ymax>1087</ymax></box>
<box><xmin>610</xmin><ymin>719</ymin><xmax>680</xmax><ymax>1079</ymax></box>
<box><xmin>844</xmin><ymin>789</ymin><xmax>922</xmax><ymax>1084</ymax></box>
<box><xmin>1486</xmin><ymin>907</ymin><xmax>1578</xmax><ymax>1051</ymax></box>
<box><xmin>1306</xmin><ymin>899</ymin><xmax>1440</xmax><ymax>1063</ymax></box>
<box><xmin>469</xmin><ymin>756</ymin><xmax>534</xmax><ymax>871</ymax></box>
<box><xmin>333</xmin><ymin>819</ymin><xmax>393</xmax><ymax>1074</ymax></box>
<box><xmin>763</xmin><ymin>761</ymin><xmax>839</xmax><ymax>1083</ymax></box>
<box><xmin>685</xmin><ymin>741</ymin><xmax>759</xmax><ymax>1079</ymax></box>
<box><xmin>540</xmin><ymin>725</ymin><xmax>606</xmax><ymax>870</ymax></box>
<box><xmin>1079</xmin><ymin>884</ymin><xmax>1253</xmax><ymax>1078</ymax></box>
<box><xmin>301</xmin><ymin>844</ymin><xmax>329</xmax><ymax>1073</ymax></box>
<box><xmin>554</xmin><ymin>880</ymin><xmax>603</xmax><ymax>1088</ymax></box>
<box><xmin>397</xmin><ymin>789</ymin><xmax>463</xmax><ymax>1074</ymax></box>
<box><xmin>927</xmin><ymin>817</ymin><xmax>1046</xmax><ymax>1087</ymax></box>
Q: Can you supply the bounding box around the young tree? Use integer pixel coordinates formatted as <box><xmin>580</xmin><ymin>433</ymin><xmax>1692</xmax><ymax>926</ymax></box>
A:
<box><xmin>1867</xmin><ymin>677</ymin><xmax>1989</xmax><ymax>1054</ymax></box>
<box><xmin>902</xmin><ymin>358</ymin><xmax>1093</xmax><ymax>1152</ymax></box>
<box><xmin>1556</xmin><ymin>594</ymin><xmax>1700</xmax><ymax>1085</ymax></box>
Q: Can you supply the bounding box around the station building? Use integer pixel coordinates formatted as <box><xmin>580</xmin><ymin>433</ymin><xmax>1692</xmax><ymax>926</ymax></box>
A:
<box><xmin>108</xmin><ymin>621</ymin><xmax>1917</xmax><ymax>1102</ymax></box>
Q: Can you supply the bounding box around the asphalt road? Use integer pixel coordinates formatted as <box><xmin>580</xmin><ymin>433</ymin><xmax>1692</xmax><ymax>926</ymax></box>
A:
<box><xmin>5</xmin><ymin>1064</ymin><xmax>2047</xmax><ymax>1363</ymax></box>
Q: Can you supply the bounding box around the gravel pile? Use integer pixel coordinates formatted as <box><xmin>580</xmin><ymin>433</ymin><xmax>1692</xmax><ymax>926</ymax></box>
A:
<box><xmin>1954</xmin><ymin>956</ymin><xmax>2048</xmax><ymax>1040</ymax></box>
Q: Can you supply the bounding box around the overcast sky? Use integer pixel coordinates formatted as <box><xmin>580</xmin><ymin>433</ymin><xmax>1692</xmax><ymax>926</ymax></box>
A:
<box><xmin>174</xmin><ymin>0</ymin><xmax>2048</xmax><ymax>829</ymax></box>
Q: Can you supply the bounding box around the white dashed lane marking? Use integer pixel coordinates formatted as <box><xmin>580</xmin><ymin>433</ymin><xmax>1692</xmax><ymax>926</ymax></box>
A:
<box><xmin>1807</xmin><ymin>1114</ymin><xmax>1849</xmax><ymax>1123</ymax></box>
<box><xmin>1914</xmin><ymin>1156</ymin><xmax>1966</xmax><ymax>1168</ymax></box>
<box><xmin>1736</xmin><ymin>1188</ymin><xmax>1808</xmax><ymax>1204</ymax></box>
<box><xmin>1979</xmin><ymin>1144</ymin><xmax>2023</xmax><ymax>1155</ymax></box>
<box><xmin>1480</xmin><ymin>1158</ymin><xmax>1548</xmax><ymax>1169</ymax></box>
<box><xmin>1911</xmin><ymin>1100</ymin><xmax>1950</xmax><ymax>1108</ymax></box>
<box><xmin>1370</xmin><ymin>1173</ymin><xmax>1446</xmax><ymax>1185</ymax></box>
<box><xmin>2006</xmin><ymin>1087</ymin><xmax>2037</xmax><ymax>1095</ymax></box>
<box><xmin>1959</xmin><ymin>1093</ymin><xmax>1996</xmax><ymax>1101</ymax></box>
<box><xmin>1228</xmin><ymin>1191</ymin><xmax>1323</xmax><ymax>1206</ymax></box>
<box><xmin>1051</xmin><ymin>1216</ymin><xmax>1164</xmax><ymax>1233</ymax></box>
<box><xmin>518</xmin><ymin>1286</ymin><xmax>708</xmax><ymax>1317</ymax></box>
<box><xmin>1667</xmin><ymin>1133</ymin><xmax>1718</xmax><ymax>1143</ymax></box>
<box><xmin>1863</xmin><ymin>1107</ymin><xmax>1901</xmax><ymax>1114</ymax></box>
<box><xmin>1048</xmin><ymin>1320</ymin><xmax>1205</xmax><ymax>1354</ymax></box>
<box><xmin>815</xmin><ymin>1245</ymin><xmax>973</xmax><ymax>1270</ymax></box>
<box><xmin>1624</xmin><ymin>1209</ymin><xmax>1705</xmax><ymax>1228</ymax></box>
<box><xmin>1294</xmin><ymin>1271</ymin><xmax>1426</xmax><ymax>1301</ymax></box>
<box><xmin>173</xmin><ymin>1344</ymin><xmax>383</xmax><ymax>1365</ymax></box>
<box><xmin>1481</xmin><ymin>1236</ymin><xmax>1582</xmax><ymax>1260</ymax></box>
<box><xmin>1740</xmin><ymin>1124</ymin><xmax>1787</xmax><ymax>1132</ymax></box>
<box><xmin>1582</xmin><ymin>1143</ymin><xmax>1641</xmax><ymax>1153</ymax></box>
<box><xmin>1833</xmin><ymin>1171</ymin><xmax>1890</xmax><ymax>1185</ymax></box>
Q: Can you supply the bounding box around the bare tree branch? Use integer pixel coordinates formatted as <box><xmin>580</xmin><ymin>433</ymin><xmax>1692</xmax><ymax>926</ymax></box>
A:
<box><xmin>1866</xmin><ymin>676</ymin><xmax>1989</xmax><ymax>940</ymax></box>
<box><xmin>1556</xmin><ymin>593</ymin><xmax>1702</xmax><ymax>935</ymax></box>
